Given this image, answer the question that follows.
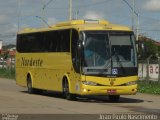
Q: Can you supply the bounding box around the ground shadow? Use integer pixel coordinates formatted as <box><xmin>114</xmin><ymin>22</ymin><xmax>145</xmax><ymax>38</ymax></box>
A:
<box><xmin>76</xmin><ymin>95</ymin><xmax>144</xmax><ymax>103</ymax></box>
<box><xmin>21</xmin><ymin>91</ymin><xmax>64</xmax><ymax>99</ymax></box>
<box><xmin>21</xmin><ymin>91</ymin><xmax>144</xmax><ymax>103</ymax></box>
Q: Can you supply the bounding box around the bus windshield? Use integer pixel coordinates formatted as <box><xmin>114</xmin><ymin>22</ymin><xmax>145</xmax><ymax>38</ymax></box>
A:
<box><xmin>82</xmin><ymin>31</ymin><xmax>137</xmax><ymax>76</ymax></box>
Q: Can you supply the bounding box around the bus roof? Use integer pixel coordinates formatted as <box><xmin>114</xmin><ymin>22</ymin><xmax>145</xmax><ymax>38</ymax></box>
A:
<box><xmin>18</xmin><ymin>19</ymin><xmax>132</xmax><ymax>34</ymax></box>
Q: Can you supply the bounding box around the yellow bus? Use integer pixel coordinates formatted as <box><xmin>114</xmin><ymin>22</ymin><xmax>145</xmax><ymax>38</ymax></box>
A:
<box><xmin>16</xmin><ymin>19</ymin><xmax>138</xmax><ymax>102</ymax></box>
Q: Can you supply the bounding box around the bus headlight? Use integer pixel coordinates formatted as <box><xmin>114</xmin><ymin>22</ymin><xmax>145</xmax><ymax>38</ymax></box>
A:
<box><xmin>125</xmin><ymin>81</ymin><xmax>137</xmax><ymax>86</ymax></box>
<box><xmin>82</xmin><ymin>81</ymin><xmax>98</xmax><ymax>86</ymax></box>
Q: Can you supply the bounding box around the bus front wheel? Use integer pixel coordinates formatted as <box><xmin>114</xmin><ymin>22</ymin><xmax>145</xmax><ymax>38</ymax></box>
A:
<box><xmin>108</xmin><ymin>95</ymin><xmax>120</xmax><ymax>102</ymax></box>
<box><xmin>63</xmin><ymin>78</ymin><xmax>76</xmax><ymax>100</ymax></box>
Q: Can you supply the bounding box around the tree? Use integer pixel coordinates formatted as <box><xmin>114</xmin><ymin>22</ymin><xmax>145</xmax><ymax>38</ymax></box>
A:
<box><xmin>138</xmin><ymin>36</ymin><xmax>159</xmax><ymax>60</ymax></box>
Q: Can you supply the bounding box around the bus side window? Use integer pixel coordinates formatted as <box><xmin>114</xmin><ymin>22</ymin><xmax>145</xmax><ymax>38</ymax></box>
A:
<box><xmin>59</xmin><ymin>30</ymin><xmax>70</xmax><ymax>52</ymax></box>
<box><xmin>56</xmin><ymin>31</ymin><xmax>61</xmax><ymax>52</ymax></box>
<box><xmin>45</xmin><ymin>31</ymin><xmax>56</xmax><ymax>52</ymax></box>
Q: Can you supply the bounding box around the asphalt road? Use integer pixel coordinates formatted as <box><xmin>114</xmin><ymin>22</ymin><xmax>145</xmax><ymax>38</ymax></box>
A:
<box><xmin>0</xmin><ymin>78</ymin><xmax>160</xmax><ymax>120</ymax></box>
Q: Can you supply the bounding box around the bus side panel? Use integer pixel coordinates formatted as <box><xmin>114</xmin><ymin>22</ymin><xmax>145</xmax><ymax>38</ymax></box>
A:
<box><xmin>66</xmin><ymin>71</ymin><xmax>81</xmax><ymax>94</ymax></box>
<box><xmin>16</xmin><ymin>53</ymin><xmax>28</xmax><ymax>87</ymax></box>
<box><xmin>16</xmin><ymin>67</ymin><xmax>27</xmax><ymax>87</ymax></box>
<box><xmin>16</xmin><ymin>52</ymin><xmax>73</xmax><ymax>92</ymax></box>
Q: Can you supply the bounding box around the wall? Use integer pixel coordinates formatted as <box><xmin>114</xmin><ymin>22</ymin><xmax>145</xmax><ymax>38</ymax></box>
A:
<box><xmin>138</xmin><ymin>63</ymin><xmax>160</xmax><ymax>81</ymax></box>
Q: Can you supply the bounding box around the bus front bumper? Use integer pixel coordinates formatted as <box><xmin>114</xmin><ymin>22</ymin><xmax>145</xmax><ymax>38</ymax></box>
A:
<box><xmin>80</xmin><ymin>84</ymin><xmax>137</xmax><ymax>96</ymax></box>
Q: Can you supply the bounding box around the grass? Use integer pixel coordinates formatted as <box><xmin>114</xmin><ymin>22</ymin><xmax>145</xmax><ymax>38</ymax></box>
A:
<box><xmin>138</xmin><ymin>80</ymin><xmax>160</xmax><ymax>95</ymax></box>
<box><xmin>0</xmin><ymin>68</ymin><xmax>15</xmax><ymax>79</ymax></box>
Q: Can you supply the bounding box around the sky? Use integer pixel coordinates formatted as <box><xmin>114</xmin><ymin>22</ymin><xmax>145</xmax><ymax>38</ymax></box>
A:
<box><xmin>0</xmin><ymin>0</ymin><xmax>160</xmax><ymax>45</ymax></box>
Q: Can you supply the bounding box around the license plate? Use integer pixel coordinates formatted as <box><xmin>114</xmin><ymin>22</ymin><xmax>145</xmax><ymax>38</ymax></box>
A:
<box><xmin>107</xmin><ymin>89</ymin><xmax>117</xmax><ymax>94</ymax></box>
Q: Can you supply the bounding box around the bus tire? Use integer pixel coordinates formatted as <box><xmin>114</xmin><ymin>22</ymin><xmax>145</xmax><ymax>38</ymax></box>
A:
<box><xmin>108</xmin><ymin>95</ymin><xmax>120</xmax><ymax>102</ymax></box>
<box><xmin>27</xmin><ymin>75</ymin><xmax>37</xmax><ymax>94</ymax></box>
<box><xmin>63</xmin><ymin>78</ymin><xmax>77</xmax><ymax>101</ymax></box>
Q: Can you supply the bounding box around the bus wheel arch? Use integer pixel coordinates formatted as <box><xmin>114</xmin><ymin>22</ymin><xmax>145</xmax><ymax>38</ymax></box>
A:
<box><xmin>62</xmin><ymin>76</ymin><xmax>76</xmax><ymax>100</ymax></box>
<box><xmin>26</xmin><ymin>72</ymin><xmax>40</xmax><ymax>94</ymax></box>
<box><xmin>26</xmin><ymin>72</ymin><xmax>42</xmax><ymax>94</ymax></box>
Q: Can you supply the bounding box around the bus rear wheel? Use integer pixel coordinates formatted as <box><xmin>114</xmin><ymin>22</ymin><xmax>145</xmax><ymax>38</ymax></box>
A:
<box><xmin>27</xmin><ymin>76</ymin><xmax>35</xmax><ymax>94</ymax></box>
<box><xmin>63</xmin><ymin>79</ymin><xmax>76</xmax><ymax>101</ymax></box>
<box><xmin>27</xmin><ymin>75</ymin><xmax>42</xmax><ymax>94</ymax></box>
<box><xmin>108</xmin><ymin>95</ymin><xmax>120</xmax><ymax>102</ymax></box>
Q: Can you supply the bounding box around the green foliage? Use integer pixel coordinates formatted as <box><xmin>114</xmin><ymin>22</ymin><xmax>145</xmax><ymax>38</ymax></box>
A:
<box><xmin>138</xmin><ymin>36</ymin><xmax>159</xmax><ymax>60</ymax></box>
<box><xmin>145</xmin><ymin>40</ymin><xmax>158</xmax><ymax>57</ymax></box>
<box><xmin>0</xmin><ymin>68</ymin><xmax>15</xmax><ymax>79</ymax></box>
<box><xmin>158</xmin><ymin>46</ymin><xmax>160</xmax><ymax>55</ymax></box>
<box><xmin>138</xmin><ymin>81</ymin><xmax>160</xmax><ymax>95</ymax></box>
<box><xmin>2</xmin><ymin>44</ymin><xmax>16</xmax><ymax>51</ymax></box>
